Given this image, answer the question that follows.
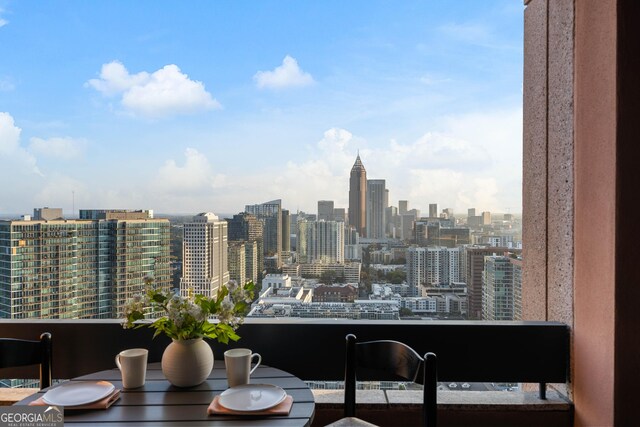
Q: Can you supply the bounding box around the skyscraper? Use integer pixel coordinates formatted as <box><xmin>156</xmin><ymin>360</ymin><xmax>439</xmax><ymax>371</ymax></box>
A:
<box><xmin>482</xmin><ymin>255</ymin><xmax>521</xmax><ymax>321</ymax></box>
<box><xmin>281</xmin><ymin>209</ymin><xmax>291</xmax><ymax>253</ymax></box>
<box><xmin>180</xmin><ymin>213</ymin><xmax>229</xmax><ymax>298</ymax></box>
<box><xmin>429</xmin><ymin>203</ymin><xmax>438</xmax><ymax>218</ymax></box>
<box><xmin>348</xmin><ymin>154</ymin><xmax>367</xmax><ymax>237</ymax></box>
<box><xmin>333</xmin><ymin>208</ymin><xmax>346</xmax><ymax>223</ymax></box>
<box><xmin>317</xmin><ymin>200</ymin><xmax>334</xmax><ymax>222</ymax></box>
<box><xmin>366</xmin><ymin>179</ymin><xmax>388</xmax><ymax>239</ymax></box>
<box><xmin>227</xmin><ymin>241</ymin><xmax>247</xmax><ymax>286</ymax></box>
<box><xmin>245</xmin><ymin>200</ymin><xmax>282</xmax><ymax>270</ymax></box>
<box><xmin>226</xmin><ymin>212</ymin><xmax>264</xmax><ymax>281</ymax></box>
<box><xmin>244</xmin><ymin>240</ymin><xmax>259</xmax><ymax>285</ymax></box>
<box><xmin>0</xmin><ymin>209</ymin><xmax>170</xmax><ymax>319</ymax></box>
<box><xmin>461</xmin><ymin>246</ymin><xmax>508</xmax><ymax>320</ymax></box>
<box><xmin>398</xmin><ymin>200</ymin><xmax>409</xmax><ymax>215</ymax></box>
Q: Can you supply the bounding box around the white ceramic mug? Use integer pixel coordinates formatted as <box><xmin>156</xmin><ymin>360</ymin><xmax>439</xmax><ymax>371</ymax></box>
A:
<box><xmin>224</xmin><ymin>348</ymin><xmax>262</xmax><ymax>388</ymax></box>
<box><xmin>115</xmin><ymin>348</ymin><xmax>148</xmax><ymax>389</ymax></box>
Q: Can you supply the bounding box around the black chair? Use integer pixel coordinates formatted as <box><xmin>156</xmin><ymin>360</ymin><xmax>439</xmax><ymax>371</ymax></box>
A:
<box><xmin>329</xmin><ymin>333</ymin><xmax>437</xmax><ymax>427</ymax></box>
<box><xmin>0</xmin><ymin>332</ymin><xmax>52</xmax><ymax>389</ymax></box>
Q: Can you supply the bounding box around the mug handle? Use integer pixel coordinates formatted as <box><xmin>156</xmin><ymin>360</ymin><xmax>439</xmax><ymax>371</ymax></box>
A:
<box><xmin>115</xmin><ymin>354</ymin><xmax>122</xmax><ymax>370</ymax></box>
<box><xmin>249</xmin><ymin>353</ymin><xmax>262</xmax><ymax>375</ymax></box>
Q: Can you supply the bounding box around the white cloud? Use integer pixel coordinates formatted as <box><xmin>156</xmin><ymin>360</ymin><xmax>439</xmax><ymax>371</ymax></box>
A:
<box><xmin>0</xmin><ymin>112</ymin><xmax>21</xmax><ymax>153</ymax></box>
<box><xmin>155</xmin><ymin>148</ymin><xmax>226</xmax><ymax>195</ymax></box>
<box><xmin>0</xmin><ymin>113</ymin><xmax>44</xmax><ymax>212</ymax></box>
<box><xmin>249</xmin><ymin>107</ymin><xmax>521</xmax><ymax>214</ymax></box>
<box><xmin>254</xmin><ymin>55</ymin><xmax>315</xmax><ymax>89</ymax></box>
<box><xmin>28</xmin><ymin>136</ymin><xmax>86</xmax><ymax>159</ymax></box>
<box><xmin>86</xmin><ymin>61</ymin><xmax>220</xmax><ymax>118</ymax></box>
<box><xmin>0</xmin><ymin>106</ymin><xmax>521</xmax><ymax>215</ymax></box>
<box><xmin>0</xmin><ymin>112</ymin><xmax>41</xmax><ymax>176</ymax></box>
<box><xmin>86</xmin><ymin>61</ymin><xmax>149</xmax><ymax>97</ymax></box>
<box><xmin>317</xmin><ymin>128</ymin><xmax>353</xmax><ymax>152</ymax></box>
<box><xmin>392</xmin><ymin>132</ymin><xmax>491</xmax><ymax>171</ymax></box>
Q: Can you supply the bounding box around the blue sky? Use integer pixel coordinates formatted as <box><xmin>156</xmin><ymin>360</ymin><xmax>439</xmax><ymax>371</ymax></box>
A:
<box><xmin>0</xmin><ymin>1</ymin><xmax>523</xmax><ymax>216</ymax></box>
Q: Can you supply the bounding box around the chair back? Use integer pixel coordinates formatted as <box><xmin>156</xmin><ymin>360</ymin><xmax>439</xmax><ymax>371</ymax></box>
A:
<box><xmin>344</xmin><ymin>334</ymin><xmax>437</xmax><ymax>427</ymax></box>
<box><xmin>0</xmin><ymin>332</ymin><xmax>52</xmax><ymax>389</ymax></box>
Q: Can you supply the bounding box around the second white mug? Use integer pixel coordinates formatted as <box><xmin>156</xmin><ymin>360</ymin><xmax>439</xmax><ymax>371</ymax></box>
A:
<box><xmin>224</xmin><ymin>348</ymin><xmax>262</xmax><ymax>388</ymax></box>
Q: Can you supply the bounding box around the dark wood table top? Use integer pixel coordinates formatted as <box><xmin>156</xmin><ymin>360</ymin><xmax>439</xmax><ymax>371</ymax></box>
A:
<box><xmin>16</xmin><ymin>361</ymin><xmax>315</xmax><ymax>427</ymax></box>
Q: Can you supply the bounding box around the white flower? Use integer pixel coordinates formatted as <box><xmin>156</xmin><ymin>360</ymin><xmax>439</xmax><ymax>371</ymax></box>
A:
<box><xmin>188</xmin><ymin>303</ymin><xmax>205</xmax><ymax>322</ymax></box>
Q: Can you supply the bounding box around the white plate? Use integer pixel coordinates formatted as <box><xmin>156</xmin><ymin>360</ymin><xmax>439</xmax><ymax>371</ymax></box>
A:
<box><xmin>43</xmin><ymin>381</ymin><xmax>115</xmax><ymax>406</ymax></box>
<box><xmin>218</xmin><ymin>384</ymin><xmax>287</xmax><ymax>412</ymax></box>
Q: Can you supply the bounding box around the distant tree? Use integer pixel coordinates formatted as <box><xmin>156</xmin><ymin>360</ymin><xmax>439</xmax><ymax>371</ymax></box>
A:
<box><xmin>320</xmin><ymin>270</ymin><xmax>338</xmax><ymax>284</ymax></box>
<box><xmin>399</xmin><ymin>307</ymin><xmax>414</xmax><ymax>317</ymax></box>
<box><xmin>386</xmin><ymin>270</ymin><xmax>406</xmax><ymax>284</ymax></box>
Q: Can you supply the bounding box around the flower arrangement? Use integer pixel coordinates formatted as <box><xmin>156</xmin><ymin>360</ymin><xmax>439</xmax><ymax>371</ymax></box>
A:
<box><xmin>122</xmin><ymin>278</ymin><xmax>255</xmax><ymax>343</ymax></box>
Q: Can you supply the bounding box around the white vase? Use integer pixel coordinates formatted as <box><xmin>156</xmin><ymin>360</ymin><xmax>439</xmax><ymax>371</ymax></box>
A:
<box><xmin>161</xmin><ymin>338</ymin><xmax>214</xmax><ymax>387</ymax></box>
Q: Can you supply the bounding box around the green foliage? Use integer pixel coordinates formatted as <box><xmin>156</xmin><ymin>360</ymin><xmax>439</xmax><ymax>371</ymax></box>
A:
<box><xmin>399</xmin><ymin>307</ymin><xmax>414</xmax><ymax>317</ymax></box>
<box><xmin>122</xmin><ymin>280</ymin><xmax>255</xmax><ymax>343</ymax></box>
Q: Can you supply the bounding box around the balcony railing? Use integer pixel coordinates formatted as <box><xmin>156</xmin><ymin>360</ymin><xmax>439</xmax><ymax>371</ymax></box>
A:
<box><xmin>0</xmin><ymin>319</ymin><xmax>571</xmax><ymax>426</ymax></box>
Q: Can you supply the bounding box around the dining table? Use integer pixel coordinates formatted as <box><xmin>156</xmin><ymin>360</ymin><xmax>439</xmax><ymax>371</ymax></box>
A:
<box><xmin>15</xmin><ymin>361</ymin><xmax>316</xmax><ymax>426</ymax></box>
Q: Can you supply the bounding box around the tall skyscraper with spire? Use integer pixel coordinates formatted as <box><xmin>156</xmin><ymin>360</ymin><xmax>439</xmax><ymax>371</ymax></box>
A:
<box><xmin>348</xmin><ymin>154</ymin><xmax>367</xmax><ymax>237</ymax></box>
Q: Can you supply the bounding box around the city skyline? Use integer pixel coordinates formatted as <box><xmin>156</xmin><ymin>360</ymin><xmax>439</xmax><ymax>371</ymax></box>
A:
<box><xmin>0</xmin><ymin>1</ymin><xmax>523</xmax><ymax>215</ymax></box>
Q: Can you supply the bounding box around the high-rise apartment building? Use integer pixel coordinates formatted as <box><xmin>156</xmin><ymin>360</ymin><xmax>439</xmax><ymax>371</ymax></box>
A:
<box><xmin>180</xmin><ymin>213</ymin><xmax>229</xmax><ymax>298</ymax></box>
<box><xmin>281</xmin><ymin>209</ymin><xmax>291</xmax><ymax>253</ymax></box>
<box><xmin>385</xmin><ymin>206</ymin><xmax>398</xmax><ymax>238</ymax></box>
<box><xmin>511</xmin><ymin>256</ymin><xmax>522</xmax><ymax>321</ymax></box>
<box><xmin>348</xmin><ymin>155</ymin><xmax>367</xmax><ymax>237</ymax></box>
<box><xmin>482</xmin><ymin>255</ymin><xmax>521</xmax><ymax>321</ymax></box>
<box><xmin>317</xmin><ymin>201</ymin><xmax>334</xmax><ymax>222</ymax></box>
<box><xmin>344</xmin><ymin>226</ymin><xmax>361</xmax><ymax>261</ymax></box>
<box><xmin>228</xmin><ymin>241</ymin><xmax>247</xmax><ymax>286</ymax></box>
<box><xmin>297</xmin><ymin>220</ymin><xmax>345</xmax><ymax>264</ymax></box>
<box><xmin>461</xmin><ymin>246</ymin><xmax>508</xmax><ymax>320</ymax></box>
<box><xmin>226</xmin><ymin>212</ymin><xmax>264</xmax><ymax>280</ymax></box>
<box><xmin>429</xmin><ymin>203</ymin><xmax>438</xmax><ymax>218</ymax></box>
<box><xmin>227</xmin><ymin>213</ymin><xmax>263</xmax><ymax>242</ymax></box>
<box><xmin>0</xmin><ymin>209</ymin><xmax>170</xmax><ymax>319</ymax></box>
<box><xmin>244</xmin><ymin>240</ymin><xmax>259</xmax><ymax>285</ymax></box>
<box><xmin>406</xmin><ymin>246</ymin><xmax>462</xmax><ymax>297</ymax></box>
<box><xmin>245</xmin><ymin>200</ymin><xmax>282</xmax><ymax>270</ymax></box>
<box><xmin>366</xmin><ymin>179</ymin><xmax>388</xmax><ymax>239</ymax></box>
